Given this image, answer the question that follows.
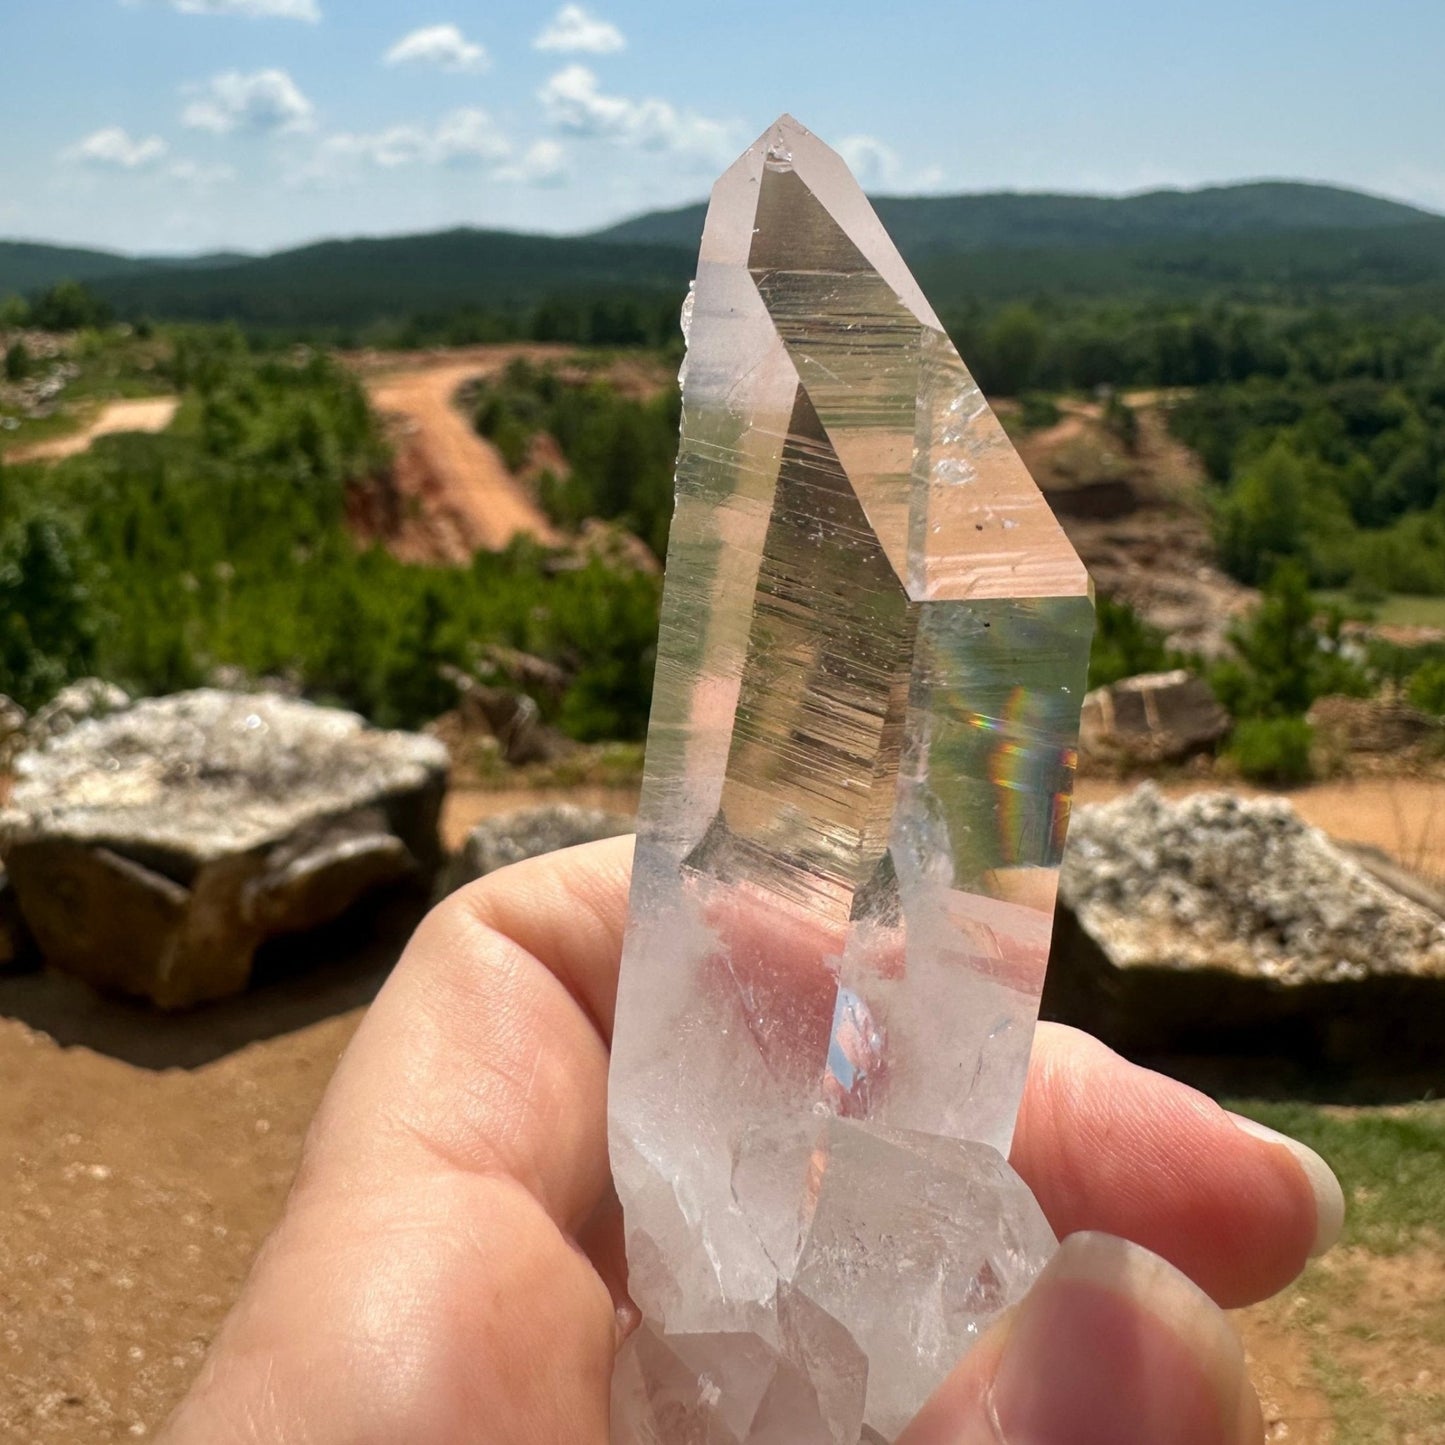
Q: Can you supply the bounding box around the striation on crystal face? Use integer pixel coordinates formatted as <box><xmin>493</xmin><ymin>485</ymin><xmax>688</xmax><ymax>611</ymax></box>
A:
<box><xmin>609</xmin><ymin>115</ymin><xmax>1094</xmax><ymax>1443</ymax></box>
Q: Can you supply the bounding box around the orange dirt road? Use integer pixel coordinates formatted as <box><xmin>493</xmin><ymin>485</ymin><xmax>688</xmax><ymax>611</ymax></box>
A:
<box><xmin>364</xmin><ymin>351</ymin><xmax>565</xmax><ymax>559</ymax></box>
<box><xmin>5</xmin><ymin>397</ymin><xmax>180</xmax><ymax>464</ymax></box>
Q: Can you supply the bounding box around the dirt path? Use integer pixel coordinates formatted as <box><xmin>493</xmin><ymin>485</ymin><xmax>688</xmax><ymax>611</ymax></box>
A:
<box><xmin>362</xmin><ymin>350</ymin><xmax>565</xmax><ymax>560</ymax></box>
<box><xmin>4</xmin><ymin>397</ymin><xmax>179</xmax><ymax>464</ymax></box>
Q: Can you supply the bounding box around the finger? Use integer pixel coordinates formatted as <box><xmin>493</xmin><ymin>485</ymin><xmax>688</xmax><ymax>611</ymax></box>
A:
<box><xmin>296</xmin><ymin>834</ymin><xmax>636</xmax><ymax>1232</ymax></box>
<box><xmin>1012</xmin><ymin>1024</ymin><xmax>1343</xmax><ymax>1306</ymax></box>
<box><xmin>898</xmin><ymin>1232</ymin><xmax>1265</xmax><ymax>1445</ymax></box>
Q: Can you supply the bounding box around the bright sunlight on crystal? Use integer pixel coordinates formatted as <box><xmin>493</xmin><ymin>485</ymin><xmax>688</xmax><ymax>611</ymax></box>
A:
<box><xmin>608</xmin><ymin>114</ymin><xmax>1094</xmax><ymax>1443</ymax></box>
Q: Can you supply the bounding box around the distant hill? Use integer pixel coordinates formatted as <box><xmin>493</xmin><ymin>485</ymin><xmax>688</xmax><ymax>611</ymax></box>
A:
<box><xmin>590</xmin><ymin>181</ymin><xmax>1438</xmax><ymax>256</ymax></box>
<box><xmin>4</xmin><ymin>180</ymin><xmax>1441</xmax><ymax>331</ymax></box>
<box><xmin>0</xmin><ymin>242</ymin><xmax>252</xmax><ymax>298</ymax></box>
<box><xmin>71</xmin><ymin>228</ymin><xmax>696</xmax><ymax>329</ymax></box>
<box><xmin>0</xmin><ymin>241</ymin><xmax>160</xmax><ymax>295</ymax></box>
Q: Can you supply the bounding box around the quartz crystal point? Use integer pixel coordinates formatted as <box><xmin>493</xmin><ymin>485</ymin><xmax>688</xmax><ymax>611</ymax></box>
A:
<box><xmin>609</xmin><ymin>115</ymin><xmax>1094</xmax><ymax>1444</ymax></box>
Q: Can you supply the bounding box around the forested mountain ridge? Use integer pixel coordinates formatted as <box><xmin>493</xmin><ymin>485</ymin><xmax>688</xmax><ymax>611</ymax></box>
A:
<box><xmin>0</xmin><ymin>241</ymin><xmax>248</xmax><ymax>297</ymax></box>
<box><xmin>3</xmin><ymin>180</ymin><xmax>1439</xmax><ymax>328</ymax></box>
<box><xmin>590</xmin><ymin>181</ymin><xmax>1439</xmax><ymax>254</ymax></box>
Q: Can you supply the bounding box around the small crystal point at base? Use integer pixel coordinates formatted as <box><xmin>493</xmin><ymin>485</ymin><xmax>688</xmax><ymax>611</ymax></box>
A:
<box><xmin>612</xmin><ymin>1123</ymin><xmax>1055</xmax><ymax>1444</ymax></box>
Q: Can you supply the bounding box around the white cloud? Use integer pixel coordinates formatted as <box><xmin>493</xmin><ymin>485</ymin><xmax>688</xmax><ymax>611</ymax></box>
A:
<box><xmin>837</xmin><ymin>136</ymin><xmax>900</xmax><ymax>189</ymax></box>
<box><xmin>182</xmin><ymin>69</ymin><xmax>315</xmax><ymax>134</ymax></box>
<box><xmin>537</xmin><ymin>66</ymin><xmax>730</xmax><ymax>164</ymax></box>
<box><xmin>838</xmin><ymin>134</ymin><xmax>946</xmax><ymax>192</ymax></box>
<box><xmin>168</xmin><ymin>158</ymin><xmax>237</xmax><ymax>189</ymax></box>
<box><xmin>383</xmin><ymin>24</ymin><xmax>488</xmax><ymax>73</ymax></box>
<box><xmin>497</xmin><ymin>139</ymin><xmax>568</xmax><ymax>187</ymax></box>
<box><xmin>62</xmin><ymin>127</ymin><xmax>169</xmax><ymax>169</ymax></box>
<box><xmin>292</xmin><ymin>108</ymin><xmax>513</xmax><ymax>185</ymax></box>
<box><xmin>432</xmin><ymin>108</ymin><xmax>512</xmax><ymax>164</ymax></box>
<box><xmin>164</xmin><ymin>0</ymin><xmax>321</xmax><ymax>19</ymax></box>
<box><xmin>534</xmin><ymin>4</ymin><xmax>624</xmax><ymax>54</ymax></box>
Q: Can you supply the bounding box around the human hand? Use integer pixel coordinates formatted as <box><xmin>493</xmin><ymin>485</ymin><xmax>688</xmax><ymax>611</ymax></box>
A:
<box><xmin>158</xmin><ymin>836</ymin><xmax>1342</xmax><ymax>1445</ymax></box>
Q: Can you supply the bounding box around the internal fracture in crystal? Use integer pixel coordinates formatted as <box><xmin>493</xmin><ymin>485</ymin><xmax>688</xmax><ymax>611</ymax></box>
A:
<box><xmin>608</xmin><ymin>115</ymin><xmax>1093</xmax><ymax>1444</ymax></box>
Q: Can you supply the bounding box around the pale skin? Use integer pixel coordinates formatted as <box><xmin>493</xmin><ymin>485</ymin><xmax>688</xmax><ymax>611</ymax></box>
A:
<box><xmin>160</xmin><ymin>836</ymin><xmax>1339</xmax><ymax>1445</ymax></box>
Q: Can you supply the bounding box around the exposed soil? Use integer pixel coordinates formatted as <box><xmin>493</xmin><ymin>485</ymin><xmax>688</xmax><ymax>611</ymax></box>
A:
<box><xmin>1017</xmin><ymin>396</ymin><xmax>1257</xmax><ymax>656</ymax></box>
<box><xmin>4</xmin><ymin>398</ymin><xmax>180</xmax><ymax>464</ymax></box>
<box><xmin>349</xmin><ymin>345</ymin><xmax>675</xmax><ymax>565</ymax></box>
<box><xmin>356</xmin><ymin>349</ymin><xmax>567</xmax><ymax>561</ymax></box>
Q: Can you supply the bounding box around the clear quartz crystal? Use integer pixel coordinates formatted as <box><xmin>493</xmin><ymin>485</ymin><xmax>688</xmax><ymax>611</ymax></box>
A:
<box><xmin>609</xmin><ymin>115</ymin><xmax>1094</xmax><ymax>1444</ymax></box>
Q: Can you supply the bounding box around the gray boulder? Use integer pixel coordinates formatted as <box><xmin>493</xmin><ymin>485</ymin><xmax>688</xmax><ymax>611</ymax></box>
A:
<box><xmin>1079</xmin><ymin>670</ymin><xmax>1229</xmax><ymax>767</ymax></box>
<box><xmin>446</xmin><ymin>805</ymin><xmax>632</xmax><ymax>893</ymax></box>
<box><xmin>0</xmin><ymin>689</ymin><xmax>449</xmax><ymax>1007</ymax></box>
<box><xmin>1046</xmin><ymin>785</ymin><xmax>1445</xmax><ymax>1065</ymax></box>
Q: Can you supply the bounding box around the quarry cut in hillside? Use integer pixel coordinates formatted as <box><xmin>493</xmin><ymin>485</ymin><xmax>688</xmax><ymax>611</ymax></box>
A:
<box><xmin>1014</xmin><ymin>392</ymin><xmax>1256</xmax><ymax>656</ymax></box>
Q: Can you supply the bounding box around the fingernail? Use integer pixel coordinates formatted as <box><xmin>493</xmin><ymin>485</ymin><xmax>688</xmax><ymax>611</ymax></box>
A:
<box><xmin>1227</xmin><ymin>1112</ymin><xmax>1345</xmax><ymax>1257</ymax></box>
<box><xmin>989</xmin><ymin>1232</ymin><xmax>1261</xmax><ymax>1445</ymax></box>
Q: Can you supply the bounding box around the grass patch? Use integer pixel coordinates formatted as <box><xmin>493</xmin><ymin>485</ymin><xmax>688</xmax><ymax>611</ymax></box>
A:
<box><xmin>1229</xmin><ymin>1100</ymin><xmax>1445</xmax><ymax>1441</ymax></box>
<box><xmin>1317</xmin><ymin>591</ymin><xmax>1445</xmax><ymax>630</ymax></box>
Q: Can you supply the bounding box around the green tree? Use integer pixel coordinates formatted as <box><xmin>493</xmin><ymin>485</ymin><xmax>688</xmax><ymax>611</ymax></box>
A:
<box><xmin>980</xmin><ymin>305</ymin><xmax>1045</xmax><ymax>397</ymax></box>
<box><xmin>28</xmin><ymin>279</ymin><xmax>113</xmax><ymax>332</ymax></box>
<box><xmin>1215</xmin><ymin>440</ymin><xmax>1309</xmax><ymax>585</ymax></box>
<box><xmin>1210</xmin><ymin>562</ymin><xmax>1366</xmax><ymax>720</ymax></box>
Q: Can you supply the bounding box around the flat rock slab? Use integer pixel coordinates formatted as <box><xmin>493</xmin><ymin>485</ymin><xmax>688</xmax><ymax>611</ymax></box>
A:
<box><xmin>1046</xmin><ymin>784</ymin><xmax>1445</xmax><ymax>1065</ymax></box>
<box><xmin>0</xmin><ymin>689</ymin><xmax>449</xmax><ymax>1008</ymax></box>
<box><xmin>1079</xmin><ymin>669</ymin><xmax>1229</xmax><ymax>767</ymax></box>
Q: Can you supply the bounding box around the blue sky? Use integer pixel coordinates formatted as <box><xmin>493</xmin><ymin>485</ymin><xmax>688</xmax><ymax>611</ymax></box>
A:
<box><xmin>2</xmin><ymin>0</ymin><xmax>1442</xmax><ymax>256</ymax></box>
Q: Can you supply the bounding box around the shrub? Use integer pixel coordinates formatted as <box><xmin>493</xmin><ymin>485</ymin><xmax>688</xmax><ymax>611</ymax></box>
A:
<box><xmin>472</xmin><ymin>366</ymin><xmax>678</xmax><ymax>557</ymax></box>
<box><xmin>1087</xmin><ymin>595</ymin><xmax>1171</xmax><ymax>689</ymax></box>
<box><xmin>4</xmin><ymin>340</ymin><xmax>30</xmax><ymax>383</ymax></box>
<box><xmin>1407</xmin><ymin>659</ymin><xmax>1445</xmax><ymax>715</ymax></box>
<box><xmin>1228</xmin><ymin>717</ymin><xmax>1314</xmax><ymax>786</ymax></box>
<box><xmin>1103</xmin><ymin>390</ymin><xmax>1139</xmax><ymax>451</ymax></box>
<box><xmin>0</xmin><ymin>511</ymin><xmax>100</xmax><ymax>710</ymax></box>
<box><xmin>1017</xmin><ymin>392</ymin><xmax>1061</xmax><ymax>432</ymax></box>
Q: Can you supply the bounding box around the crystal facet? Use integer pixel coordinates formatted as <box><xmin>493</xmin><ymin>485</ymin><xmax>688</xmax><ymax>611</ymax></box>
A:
<box><xmin>609</xmin><ymin>116</ymin><xmax>1094</xmax><ymax>1443</ymax></box>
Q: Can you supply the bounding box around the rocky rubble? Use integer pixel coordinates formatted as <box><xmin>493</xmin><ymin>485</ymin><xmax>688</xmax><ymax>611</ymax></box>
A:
<box><xmin>0</xmin><ymin>689</ymin><xmax>448</xmax><ymax>1007</ymax></box>
<box><xmin>1046</xmin><ymin>785</ymin><xmax>1445</xmax><ymax>1063</ymax></box>
<box><xmin>444</xmin><ymin>804</ymin><xmax>632</xmax><ymax>893</ymax></box>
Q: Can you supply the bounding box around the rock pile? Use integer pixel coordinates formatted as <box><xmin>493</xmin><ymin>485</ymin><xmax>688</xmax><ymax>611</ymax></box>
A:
<box><xmin>1046</xmin><ymin>785</ymin><xmax>1445</xmax><ymax>1064</ymax></box>
<box><xmin>0</xmin><ymin>689</ymin><xmax>449</xmax><ymax>1007</ymax></box>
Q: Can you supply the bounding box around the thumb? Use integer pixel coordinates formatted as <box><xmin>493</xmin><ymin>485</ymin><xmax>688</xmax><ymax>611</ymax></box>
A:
<box><xmin>898</xmin><ymin>1232</ymin><xmax>1264</xmax><ymax>1445</ymax></box>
